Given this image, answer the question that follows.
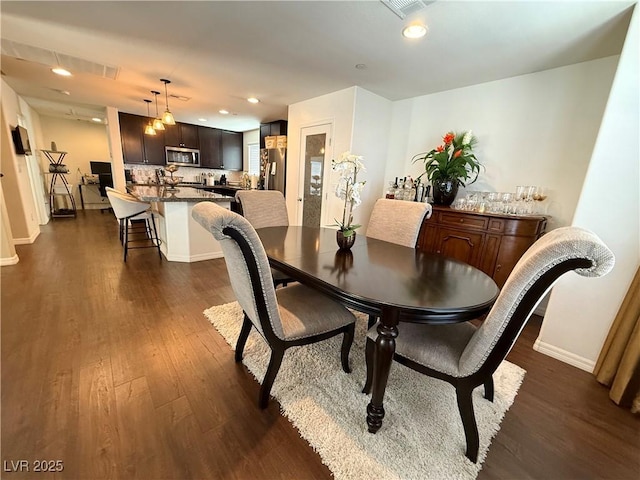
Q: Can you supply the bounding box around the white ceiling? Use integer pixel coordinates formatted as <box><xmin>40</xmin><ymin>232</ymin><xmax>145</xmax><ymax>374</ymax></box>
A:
<box><xmin>0</xmin><ymin>1</ymin><xmax>634</xmax><ymax>132</ymax></box>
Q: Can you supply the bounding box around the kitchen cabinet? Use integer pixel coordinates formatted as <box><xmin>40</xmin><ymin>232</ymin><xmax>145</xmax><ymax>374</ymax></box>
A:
<box><xmin>118</xmin><ymin>113</ymin><xmax>165</xmax><ymax>165</ymax></box>
<box><xmin>220</xmin><ymin>130</ymin><xmax>242</xmax><ymax>171</ymax></box>
<box><xmin>143</xmin><ymin>128</ymin><xmax>166</xmax><ymax>165</ymax></box>
<box><xmin>164</xmin><ymin>122</ymin><xmax>199</xmax><ymax>148</ymax></box>
<box><xmin>119</xmin><ymin>113</ymin><xmax>145</xmax><ymax>164</ymax></box>
<box><xmin>417</xmin><ymin>205</ymin><xmax>547</xmax><ymax>287</ymax></box>
<box><xmin>118</xmin><ymin>113</ymin><xmax>242</xmax><ymax>169</ymax></box>
<box><xmin>260</xmin><ymin>120</ymin><xmax>287</xmax><ymax>148</ymax></box>
<box><xmin>198</xmin><ymin>126</ymin><xmax>221</xmax><ymax>168</ymax></box>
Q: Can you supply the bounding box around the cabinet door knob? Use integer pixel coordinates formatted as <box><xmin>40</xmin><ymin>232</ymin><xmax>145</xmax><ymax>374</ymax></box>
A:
<box><xmin>496</xmin><ymin>264</ymin><xmax>502</xmax><ymax>271</ymax></box>
<box><xmin>459</xmin><ymin>218</ymin><xmax>464</xmax><ymax>223</ymax></box>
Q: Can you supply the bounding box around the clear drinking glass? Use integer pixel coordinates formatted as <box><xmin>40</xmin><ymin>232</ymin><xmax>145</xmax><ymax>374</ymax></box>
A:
<box><xmin>487</xmin><ymin>192</ymin><xmax>499</xmax><ymax>213</ymax></box>
<box><xmin>452</xmin><ymin>198</ymin><xmax>466</xmax><ymax>210</ymax></box>
<box><xmin>465</xmin><ymin>192</ymin><xmax>478</xmax><ymax>211</ymax></box>
<box><xmin>502</xmin><ymin>192</ymin><xmax>514</xmax><ymax>214</ymax></box>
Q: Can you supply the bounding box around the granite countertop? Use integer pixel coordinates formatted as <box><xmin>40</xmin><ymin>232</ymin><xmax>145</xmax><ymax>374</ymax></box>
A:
<box><xmin>127</xmin><ymin>185</ymin><xmax>234</xmax><ymax>203</ymax></box>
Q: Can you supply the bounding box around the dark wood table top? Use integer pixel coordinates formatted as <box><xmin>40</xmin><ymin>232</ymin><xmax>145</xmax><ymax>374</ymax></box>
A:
<box><xmin>256</xmin><ymin>226</ymin><xmax>499</xmax><ymax>323</ymax></box>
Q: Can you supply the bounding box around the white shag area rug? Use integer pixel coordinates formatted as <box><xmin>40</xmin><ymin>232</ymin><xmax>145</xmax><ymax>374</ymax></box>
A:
<box><xmin>203</xmin><ymin>302</ymin><xmax>526</xmax><ymax>480</ymax></box>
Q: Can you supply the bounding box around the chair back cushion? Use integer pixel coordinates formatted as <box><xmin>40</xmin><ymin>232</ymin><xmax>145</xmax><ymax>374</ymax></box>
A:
<box><xmin>192</xmin><ymin>202</ymin><xmax>285</xmax><ymax>339</ymax></box>
<box><xmin>366</xmin><ymin>198</ymin><xmax>432</xmax><ymax>247</ymax></box>
<box><xmin>459</xmin><ymin>226</ymin><xmax>615</xmax><ymax>376</ymax></box>
<box><xmin>235</xmin><ymin>190</ymin><xmax>289</xmax><ymax>229</ymax></box>
<box><xmin>105</xmin><ymin>190</ymin><xmax>150</xmax><ymax>220</ymax></box>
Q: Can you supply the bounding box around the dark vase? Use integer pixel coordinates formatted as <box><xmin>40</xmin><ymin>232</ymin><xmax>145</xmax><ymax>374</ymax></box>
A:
<box><xmin>336</xmin><ymin>230</ymin><xmax>356</xmax><ymax>250</ymax></box>
<box><xmin>432</xmin><ymin>178</ymin><xmax>459</xmax><ymax>206</ymax></box>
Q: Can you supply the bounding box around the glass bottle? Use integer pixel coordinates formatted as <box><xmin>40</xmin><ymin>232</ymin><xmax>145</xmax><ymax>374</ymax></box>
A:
<box><xmin>415</xmin><ymin>179</ymin><xmax>424</xmax><ymax>202</ymax></box>
<box><xmin>407</xmin><ymin>176</ymin><xmax>416</xmax><ymax>202</ymax></box>
<box><xmin>385</xmin><ymin>181</ymin><xmax>396</xmax><ymax>199</ymax></box>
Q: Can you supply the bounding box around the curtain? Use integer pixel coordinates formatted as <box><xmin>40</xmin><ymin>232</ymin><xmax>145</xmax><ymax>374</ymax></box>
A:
<box><xmin>594</xmin><ymin>265</ymin><xmax>640</xmax><ymax>413</ymax></box>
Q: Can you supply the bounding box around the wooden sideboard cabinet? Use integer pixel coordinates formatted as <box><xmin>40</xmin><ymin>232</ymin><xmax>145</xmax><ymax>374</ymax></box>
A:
<box><xmin>417</xmin><ymin>205</ymin><xmax>547</xmax><ymax>287</ymax></box>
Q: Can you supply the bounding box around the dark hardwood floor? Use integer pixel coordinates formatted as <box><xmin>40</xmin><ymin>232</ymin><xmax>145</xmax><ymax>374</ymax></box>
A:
<box><xmin>2</xmin><ymin>211</ymin><xmax>638</xmax><ymax>479</ymax></box>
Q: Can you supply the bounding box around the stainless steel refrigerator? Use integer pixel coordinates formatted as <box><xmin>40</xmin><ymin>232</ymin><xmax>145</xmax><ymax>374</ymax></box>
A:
<box><xmin>260</xmin><ymin>147</ymin><xmax>286</xmax><ymax>194</ymax></box>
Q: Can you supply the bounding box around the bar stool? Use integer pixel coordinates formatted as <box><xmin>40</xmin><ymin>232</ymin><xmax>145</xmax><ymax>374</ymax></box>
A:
<box><xmin>106</xmin><ymin>188</ymin><xmax>162</xmax><ymax>262</ymax></box>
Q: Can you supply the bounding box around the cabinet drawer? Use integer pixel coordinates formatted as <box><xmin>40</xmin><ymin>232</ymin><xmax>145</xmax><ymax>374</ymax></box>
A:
<box><xmin>501</xmin><ymin>216</ymin><xmax>547</xmax><ymax>236</ymax></box>
<box><xmin>433</xmin><ymin>227</ymin><xmax>484</xmax><ymax>267</ymax></box>
<box><xmin>438</xmin><ymin>211</ymin><xmax>488</xmax><ymax>231</ymax></box>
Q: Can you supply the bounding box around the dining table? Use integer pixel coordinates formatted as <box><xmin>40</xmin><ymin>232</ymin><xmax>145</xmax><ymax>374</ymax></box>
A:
<box><xmin>255</xmin><ymin>225</ymin><xmax>500</xmax><ymax>433</ymax></box>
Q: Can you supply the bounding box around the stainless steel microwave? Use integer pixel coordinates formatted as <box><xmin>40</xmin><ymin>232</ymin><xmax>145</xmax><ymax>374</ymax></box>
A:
<box><xmin>165</xmin><ymin>146</ymin><xmax>200</xmax><ymax>167</ymax></box>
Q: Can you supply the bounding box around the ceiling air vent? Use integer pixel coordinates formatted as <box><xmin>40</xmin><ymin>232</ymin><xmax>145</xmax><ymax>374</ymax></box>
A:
<box><xmin>1</xmin><ymin>39</ymin><xmax>119</xmax><ymax>80</ymax></box>
<box><xmin>170</xmin><ymin>94</ymin><xmax>191</xmax><ymax>102</ymax></box>
<box><xmin>380</xmin><ymin>0</ymin><xmax>433</xmax><ymax>19</ymax></box>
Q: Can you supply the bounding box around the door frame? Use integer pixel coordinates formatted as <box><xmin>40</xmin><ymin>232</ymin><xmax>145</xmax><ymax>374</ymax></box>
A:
<box><xmin>295</xmin><ymin>122</ymin><xmax>334</xmax><ymax>225</ymax></box>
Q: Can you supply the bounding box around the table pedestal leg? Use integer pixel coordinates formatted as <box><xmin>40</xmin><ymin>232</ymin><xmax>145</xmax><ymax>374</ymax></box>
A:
<box><xmin>366</xmin><ymin>307</ymin><xmax>399</xmax><ymax>433</ymax></box>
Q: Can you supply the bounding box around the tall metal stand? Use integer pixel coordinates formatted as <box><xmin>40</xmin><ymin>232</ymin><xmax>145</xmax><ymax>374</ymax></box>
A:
<box><xmin>42</xmin><ymin>150</ymin><xmax>77</xmax><ymax>218</ymax></box>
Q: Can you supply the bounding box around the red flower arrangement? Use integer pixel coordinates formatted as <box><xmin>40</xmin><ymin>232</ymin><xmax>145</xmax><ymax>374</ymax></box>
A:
<box><xmin>412</xmin><ymin>130</ymin><xmax>482</xmax><ymax>187</ymax></box>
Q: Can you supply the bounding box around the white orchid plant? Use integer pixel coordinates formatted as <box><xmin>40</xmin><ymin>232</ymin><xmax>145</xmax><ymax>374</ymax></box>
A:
<box><xmin>332</xmin><ymin>152</ymin><xmax>366</xmax><ymax>237</ymax></box>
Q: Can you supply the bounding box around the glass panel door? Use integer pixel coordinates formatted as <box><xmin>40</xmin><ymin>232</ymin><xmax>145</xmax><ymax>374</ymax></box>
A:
<box><xmin>299</xmin><ymin>124</ymin><xmax>332</xmax><ymax>227</ymax></box>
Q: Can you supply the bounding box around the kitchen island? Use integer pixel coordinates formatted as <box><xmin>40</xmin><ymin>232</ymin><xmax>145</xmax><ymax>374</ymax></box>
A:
<box><xmin>127</xmin><ymin>185</ymin><xmax>234</xmax><ymax>262</ymax></box>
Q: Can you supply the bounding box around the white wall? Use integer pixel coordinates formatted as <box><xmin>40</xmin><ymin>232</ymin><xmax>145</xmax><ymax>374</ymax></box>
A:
<box><xmin>286</xmin><ymin>86</ymin><xmax>393</xmax><ymax>229</ymax></box>
<box><xmin>0</xmin><ymin>181</ymin><xmax>18</xmax><ymax>265</ymax></box>
<box><xmin>351</xmin><ymin>87</ymin><xmax>393</xmax><ymax>231</ymax></box>
<box><xmin>1</xmin><ymin>79</ymin><xmax>41</xmax><ymax>244</ymax></box>
<box><xmin>537</xmin><ymin>5</ymin><xmax>640</xmax><ymax>371</ymax></box>
<box><xmin>286</xmin><ymin>87</ymin><xmax>357</xmax><ymax>225</ymax></box>
<box><xmin>387</xmin><ymin>56</ymin><xmax>618</xmax><ymax>231</ymax></box>
<box><xmin>39</xmin><ymin>115</ymin><xmax>111</xmax><ymax>208</ymax></box>
<box><xmin>243</xmin><ymin>128</ymin><xmax>259</xmax><ymax>172</ymax></box>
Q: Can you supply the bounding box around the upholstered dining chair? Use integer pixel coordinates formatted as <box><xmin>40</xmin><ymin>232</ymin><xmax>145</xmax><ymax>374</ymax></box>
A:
<box><xmin>235</xmin><ymin>190</ymin><xmax>293</xmax><ymax>287</ymax></box>
<box><xmin>365</xmin><ymin>198</ymin><xmax>433</xmax><ymax>326</ymax></box>
<box><xmin>363</xmin><ymin>226</ymin><xmax>615</xmax><ymax>463</ymax></box>
<box><xmin>106</xmin><ymin>187</ymin><xmax>161</xmax><ymax>262</ymax></box>
<box><xmin>192</xmin><ymin>202</ymin><xmax>356</xmax><ymax>409</ymax></box>
<box><xmin>366</xmin><ymin>198</ymin><xmax>432</xmax><ymax>247</ymax></box>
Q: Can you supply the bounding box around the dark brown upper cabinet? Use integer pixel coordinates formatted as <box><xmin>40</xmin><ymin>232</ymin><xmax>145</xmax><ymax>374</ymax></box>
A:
<box><xmin>198</xmin><ymin>126</ymin><xmax>221</xmax><ymax>168</ymax></box>
<box><xmin>119</xmin><ymin>112</ymin><xmax>165</xmax><ymax>165</ymax></box>
<box><xmin>220</xmin><ymin>130</ymin><xmax>242</xmax><ymax>171</ymax></box>
<box><xmin>164</xmin><ymin>122</ymin><xmax>199</xmax><ymax>149</ymax></box>
<box><xmin>118</xmin><ymin>112</ymin><xmax>242</xmax><ymax>169</ymax></box>
<box><xmin>259</xmin><ymin>120</ymin><xmax>287</xmax><ymax>148</ymax></box>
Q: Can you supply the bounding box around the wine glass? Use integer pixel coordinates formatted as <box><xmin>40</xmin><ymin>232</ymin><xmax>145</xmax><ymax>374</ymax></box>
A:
<box><xmin>532</xmin><ymin>186</ymin><xmax>547</xmax><ymax>202</ymax></box>
<box><xmin>531</xmin><ymin>186</ymin><xmax>547</xmax><ymax>214</ymax></box>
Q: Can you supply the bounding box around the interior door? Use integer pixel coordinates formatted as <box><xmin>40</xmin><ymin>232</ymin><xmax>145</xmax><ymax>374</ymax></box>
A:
<box><xmin>297</xmin><ymin>124</ymin><xmax>332</xmax><ymax>227</ymax></box>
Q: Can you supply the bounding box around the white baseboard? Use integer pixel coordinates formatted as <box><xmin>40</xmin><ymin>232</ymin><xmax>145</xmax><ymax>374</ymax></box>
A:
<box><xmin>533</xmin><ymin>339</ymin><xmax>595</xmax><ymax>372</ymax></box>
<box><xmin>13</xmin><ymin>229</ymin><xmax>40</xmax><ymax>245</ymax></box>
<box><xmin>164</xmin><ymin>251</ymin><xmax>224</xmax><ymax>263</ymax></box>
<box><xmin>0</xmin><ymin>254</ymin><xmax>19</xmax><ymax>266</ymax></box>
<box><xmin>159</xmin><ymin>243</ymin><xmax>223</xmax><ymax>263</ymax></box>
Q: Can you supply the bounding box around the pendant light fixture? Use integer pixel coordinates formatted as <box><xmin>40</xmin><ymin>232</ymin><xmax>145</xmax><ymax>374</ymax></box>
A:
<box><xmin>160</xmin><ymin>78</ymin><xmax>176</xmax><ymax>125</ymax></box>
<box><xmin>143</xmin><ymin>99</ymin><xmax>156</xmax><ymax>136</ymax></box>
<box><xmin>151</xmin><ymin>90</ymin><xmax>165</xmax><ymax>131</ymax></box>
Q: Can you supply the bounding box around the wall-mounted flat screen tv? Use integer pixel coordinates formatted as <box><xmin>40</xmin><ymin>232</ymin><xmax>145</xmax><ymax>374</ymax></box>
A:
<box><xmin>12</xmin><ymin>125</ymin><xmax>32</xmax><ymax>155</ymax></box>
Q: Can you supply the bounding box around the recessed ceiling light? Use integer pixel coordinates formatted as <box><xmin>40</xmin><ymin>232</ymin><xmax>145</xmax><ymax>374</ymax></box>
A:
<box><xmin>52</xmin><ymin>67</ymin><xmax>72</xmax><ymax>76</ymax></box>
<box><xmin>402</xmin><ymin>23</ymin><xmax>427</xmax><ymax>39</ymax></box>
<box><xmin>355</xmin><ymin>64</ymin><xmax>367</xmax><ymax>70</ymax></box>
<box><xmin>219</xmin><ymin>109</ymin><xmax>229</xmax><ymax>115</ymax></box>
<box><xmin>247</xmin><ymin>97</ymin><xmax>259</xmax><ymax>104</ymax></box>
<box><xmin>91</xmin><ymin>117</ymin><xmax>102</xmax><ymax>123</ymax></box>
<box><xmin>198</xmin><ymin>118</ymin><xmax>207</xmax><ymax>122</ymax></box>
